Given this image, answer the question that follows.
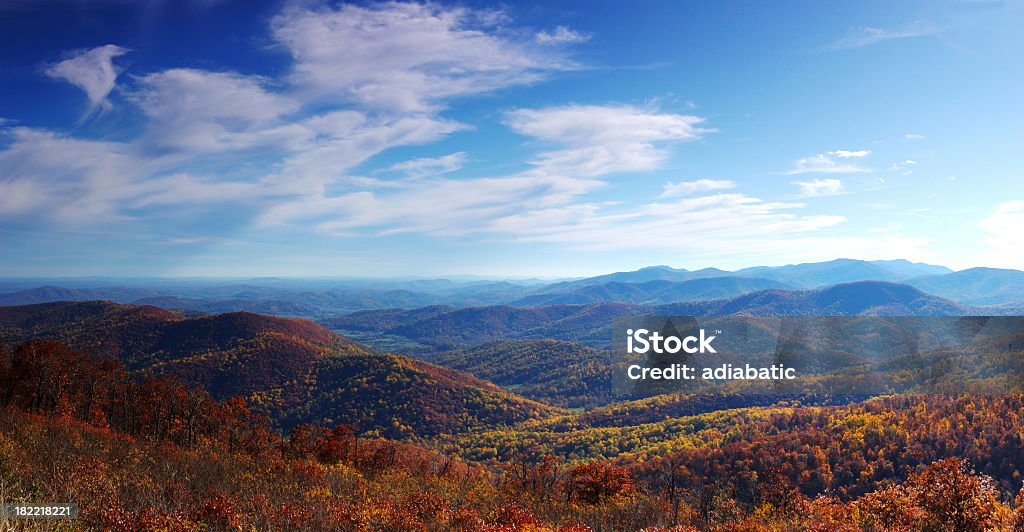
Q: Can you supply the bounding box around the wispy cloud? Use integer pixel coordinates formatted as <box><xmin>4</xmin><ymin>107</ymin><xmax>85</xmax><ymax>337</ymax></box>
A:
<box><xmin>660</xmin><ymin>179</ymin><xmax>736</xmax><ymax>198</ymax></box>
<box><xmin>473</xmin><ymin>192</ymin><xmax>933</xmax><ymax>265</ymax></box>
<box><xmin>271</xmin><ymin>2</ymin><xmax>582</xmax><ymax>111</ymax></box>
<box><xmin>262</xmin><ymin>104</ymin><xmax>713</xmax><ymax>233</ymax></box>
<box><xmin>536</xmin><ymin>26</ymin><xmax>591</xmax><ymax>46</ymax></box>
<box><xmin>826</xmin><ymin>21</ymin><xmax>941</xmax><ymax>50</ymax></box>
<box><xmin>792</xmin><ymin>178</ymin><xmax>844</xmax><ymax>197</ymax></box>
<box><xmin>130</xmin><ymin>68</ymin><xmax>299</xmax><ymax>152</ymax></box>
<box><xmin>5</xmin><ymin>2</ymin><xmax>588</xmax><ymax>231</ymax></box>
<box><xmin>904</xmin><ymin>133</ymin><xmax>925</xmax><ymax>140</ymax></box>
<box><xmin>783</xmin><ymin>153</ymin><xmax>871</xmax><ymax>175</ymax></box>
<box><xmin>44</xmin><ymin>44</ymin><xmax>129</xmax><ymax>114</ymax></box>
<box><xmin>388</xmin><ymin>152</ymin><xmax>467</xmax><ymax>178</ymax></box>
<box><xmin>979</xmin><ymin>200</ymin><xmax>1024</xmax><ymax>268</ymax></box>
<box><xmin>504</xmin><ymin>104</ymin><xmax>711</xmax><ymax>177</ymax></box>
<box><xmin>483</xmin><ymin>193</ymin><xmax>846</xmax><ymax>249</ymax></box>
<box><xmin>830</xmin><ymin>149</ymin><xmax>871</xmax><ymax>158</ymax></box>
<box><xmin>0</xmin><ymin>127</ymin><xmax>144</xmax><ymax>220</ymax></box>
<box><xmin>889</xmin><ymin>160</ymin><xmax>918</xmax><ymax>175</ymax></box>
<box><xmin>2</xmin><ymin>1</ymin><xmax>923</xmax><ymax>272</ymax></box>
<box><xmin>165</xmin><ymin>237</ymin><xmax>209</xmax><ymax>246</ymax></box>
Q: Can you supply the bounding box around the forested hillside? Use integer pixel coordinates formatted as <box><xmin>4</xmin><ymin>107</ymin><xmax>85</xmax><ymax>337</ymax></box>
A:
<box><xmin>0</xmin><ymin>302</ymin><xmax>556</xmax><ymax>438</ymax></box>
<box><xmin>1</xmin><ymin>341</ymin><xmax>1022</xmax><ymax>530</ymax></box>
<box><xmin>428</xmin><ymin>340</ymin><xmax>616</xmax><ymax>408</ymax></box>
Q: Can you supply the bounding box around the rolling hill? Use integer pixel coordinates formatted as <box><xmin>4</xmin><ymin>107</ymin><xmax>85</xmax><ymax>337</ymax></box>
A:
<box><xmin>131</xmin><ymin>296</ymin><xmax>316</xmax><ymax>317</ymax></box>
<box><xmin>653</xmin><ymin>280</ymin><xmax>972</xmax><ymax>316</ymax></box>
<box><xmin>867</xmin><ymin>259</ymin><xmax>953</xmax><ymax>278</ymax></box>
<box><xmin>732</xmin><ymin>259</ymin><xmax>909</xmax><ymax>288</ymax></box>
<box><xmin>0</xmin><ymin>301</ymin><xmax>556</xmax><ymax>437</ymax></box>
<box><xmin>511</xmin><ymin>276</ymin><xmax>792</xmax><ymax>306</ymax></box>
<box><xmin>6</xmin><ymin>259</ymin><xmax>1016</xmax><ymax>317</ymax></box>
<box><xmin>324</xmin><ymin>281</ymin><xmax>978</xmax><ymax>352</ymax></box>
<box><xmin>324</xmin><ymin>302</ymin><xmax>641</xmax><ymax>351</ymax></box>
<box><xmin>526</xmin><ymin>259</ymin><xmax>953</xmax><ymax>296</ymax></box>
<box><xmin>0</xmin><ymin>285</ymin><xmax>160</xmax><ymax>305</ymax></box>
<box><xmin>426</xmin><ymin>339</ymin><xmax>616</xmax><ymax>408</ymax></box>
<box><xmin>905</xmin><ymin>267</ymin><xmax>1024</xmax><ymax>306</ymax></box>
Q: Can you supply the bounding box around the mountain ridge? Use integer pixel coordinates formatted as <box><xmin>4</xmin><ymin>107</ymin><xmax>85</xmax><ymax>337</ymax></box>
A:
<box><xmin>1</xmin><ymin>259</ymin><xmax>1018</xmax><ymax>315</ymax></box>
<box><xmin>0</xmin><ymin>301</ymin><xmax>557</xmax><ymax>437</ymax></box>
<box><xmin>325</xmin><ymin>281</ymin><xmax>983</xmax><ymax>352</ymax></box>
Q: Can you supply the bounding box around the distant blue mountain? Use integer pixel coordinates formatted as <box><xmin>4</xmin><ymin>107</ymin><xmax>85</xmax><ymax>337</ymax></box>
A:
<box><xmin>0</xmin><ymin>285</ymin><xmax>159</xmax><ymax>305</ymax></box>
<box><xmin>511</xmin><ymin>276</ymin><xmax>791</xmax><ymax>306</ymax></box>
<box><xmin>867</xmin><ymin>259</ymin><xmax>953</xmax><ymax>278</ymax></box>
<box><xmin>533</xmin><ymin>265</ymin><xmax>732</xmax><ymax>293</ymax></box>
<box><xmin>733</xmin><ymin>259</ymin><xmax>909</xmax><ymax>288</ymax></box>
<box><xmin>904</xmin><ymin>267</ymin><xmax>1024</xmax><ymax>306</ymax></box>
<box><xmin>322</xmin><ymin>281</ymin><xmax>981</xmax><ymax>352</ymax></box>
<box><xmin>6</xmin><ymin>259</ymin><xmax>1019</xmax><ymax>315</ymax></box>
<box><xmin>654</xmin><ymin>281</ymin><xmax>970</xmax><ymax>316</ymax></box>
<box><xmin>529</xmin><ymin>259</ymin><xmax>956</xmax><ymax>297</ymax></box>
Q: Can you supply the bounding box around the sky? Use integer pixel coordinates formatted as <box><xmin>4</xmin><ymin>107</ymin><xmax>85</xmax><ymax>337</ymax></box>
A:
<box><xmin>0</xmin><ymin>0</ymin><xmax>1022</xmax><ymax>278</ymax></box>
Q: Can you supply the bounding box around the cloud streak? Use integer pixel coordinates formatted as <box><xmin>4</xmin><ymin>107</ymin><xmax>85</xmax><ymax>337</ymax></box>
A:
<box><xmin>827</xmin><ymin>22</ymin><xmax>941</xmax><ymax>50</ymax></box>
<box><xmin>793</xmin><ymin>178</ymin><xmax>844</xmax><ymax>197</ymax></box>
<box><xmin>784</xmin><ymin>153</ymin><xmax>871</xmax><ymax>175</ymax></box>
<box><xmin>537</xmin><ymin>26</ymin><xmax>591</xmax><ymax>46</ymax></box>
<box><xmin>660</xmin><ymin>179</ymin><xmax>736</xmax><ymax>198</ymax></box>
<box><xmin>271</xmin><ymin>2</ymin><xmax>579</xmax><ymax>111</ymax></box>
<box><xmin>830</xmin><ymin>149</ymin><xmax>870</xmax><ymax>158</ymax></box>
<box><xmin>389</xmin><ymin>152</ymin><xmax>467</xmax><ymax>178</ymax></box>
<box><xmin>505</xmin><ymin>104</ymin><xmax>710</xmax><ymax>177</ymax></box>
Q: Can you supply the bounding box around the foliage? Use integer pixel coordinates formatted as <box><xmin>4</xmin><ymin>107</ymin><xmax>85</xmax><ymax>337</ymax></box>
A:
<box><xmin>428</xmin><ymin>340</ymin><xmax>616</xmax><ymax>408</ymax></box>
<box><xmin>0</xmin><ymin>302</ymin><xmax>558</xmax><ymax>438</ymax></box>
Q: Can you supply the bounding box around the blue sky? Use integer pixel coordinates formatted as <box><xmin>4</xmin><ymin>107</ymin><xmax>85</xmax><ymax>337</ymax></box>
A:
<box><xmin>1</xmin><ymin>0</ymin><xmax>1022</xmax><ymax>278</ymax></box>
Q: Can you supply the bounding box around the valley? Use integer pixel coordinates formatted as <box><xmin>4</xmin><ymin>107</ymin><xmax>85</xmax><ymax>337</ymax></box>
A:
<box><xmin>2</xmin><ymin>258</ymin><xmax>1024</xmax><ymax>530</ymax></box>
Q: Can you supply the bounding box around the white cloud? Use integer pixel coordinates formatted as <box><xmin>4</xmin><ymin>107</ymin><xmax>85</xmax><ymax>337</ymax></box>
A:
<box><xmin>827</xmin><ymin>22</ymin><xmax>941</xmax><ymax>50</ymax></box>
<box><xmin>889</xmin><ymin>159</ymin><xmax>918</xmax><ymax>175</ymax></box>
<box><xmin>0</xmin><ymin>176</ymin><xmax>45</xmax><ymax>216</ymax></box>
<box><xmin>0</xmin><ymin>125</ymin><xmax>273</xmax><ymax>224</ymax></box>
<box><xmin>793</xmin><ymin>178</ymin><xmax>844</xmax><ymax>197</ymax></box>
<box><xmin>259</xmin><ymin>103</ymin><xmax>711</xmax><ymax>233</ymax></box>
<box><xmin>260</xmin><ymin>113</ymin><xmax>466</xmax><ymax>203</ymax></box>
<box><xmin>475</xmin><ymin>193</ymin><xmax>935</xmax><ymax>265</ymax></box>
<box><xmin>165</xmin><ymin>237</ymin><xmax>209</xmax><ymax>245</ymax></box>
<box><xmin>271</xmin><ymin>2</ymin><xmax>579</xmax><ymax>111</ymax></box>
<box><xmin>45</xmin><ymin>44</ymin><xmax>129</xmax><ymax>113</ymax></box>
<box><xmin>127</xmin><ymin>173</ymin><xmax>260</xmax><ymax>208</ymax></box>
<box><xmin>0</xmin><ymin>127</ymin><xmax>148</xmax><ymax>220</ymax></box>
<box><xmin>4</xmin><ymin>2</ymin><xmax>915</xmax><ymax>271</ymax></box>
<box><xmin>784</xmin><ymin>153</ymin><xmax>870</xmax><ymax>175</ymax></box>
<box><xmin>130</xmin><ymin>69</ymin><xmax>300</xmax><ymax>152</ymax></box>
<box><xmin>389</xmin><ymin>152</ymin><xmax>467</xmax><ymax>177</ymax></box>
<box><xmin>904</xmin><ymin>133</ymin><xmax>925</xmax><ymax>140</ymax></box>
<box><xmin>829</xmin><ymin>149</ymin><xmax>871</xmax><ymax>158</ymax></box>
<box><xmin>487</xmin><ymin>194</ymin><xmax>840</xmax><ymax>250</ymax></box>
<box><xmin>660</xmin><ymin>179</ymin><xmax>736</xmax><ymax>198</ymax></box>
<box><xmin>978</xmin><ymin>200</ymin><xmax>1024</xmax><ymax>268</ymax></box>
<box><xmin>504</xmin><ymin>104</ymin><xmax>710</xmax><ymax>177</ymax></box>
<box><xmin>3</xmin><ymin>3</ymin><xmax>581</xmax><ymax>230</ymax></box>
<box><xmin>536</xmin><ymin>26</ymin><xmax>590</xmax><ymax>45</ymax></box>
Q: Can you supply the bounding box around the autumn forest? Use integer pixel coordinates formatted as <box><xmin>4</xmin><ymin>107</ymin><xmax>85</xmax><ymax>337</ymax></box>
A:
<box><xmin>1</xmin><ymin>290</ymin><xmax>1024</xmax><ymax>530</ymax></box>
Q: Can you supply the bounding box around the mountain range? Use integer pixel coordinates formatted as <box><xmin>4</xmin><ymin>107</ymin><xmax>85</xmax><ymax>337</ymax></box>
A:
<box><xmin>2</xmin><ymin>259</ymin><xmax>1019</xmax><ymax>316</ymax></box>
<box><xmin>904</xmin><ymin>267</ymin><xmax>1024</xmax><ymax>306</ymax></box>
<box><xmin>325</xmin><ymin>280</ymin><xmax>995</xmax><ymax>353</ymax></box>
